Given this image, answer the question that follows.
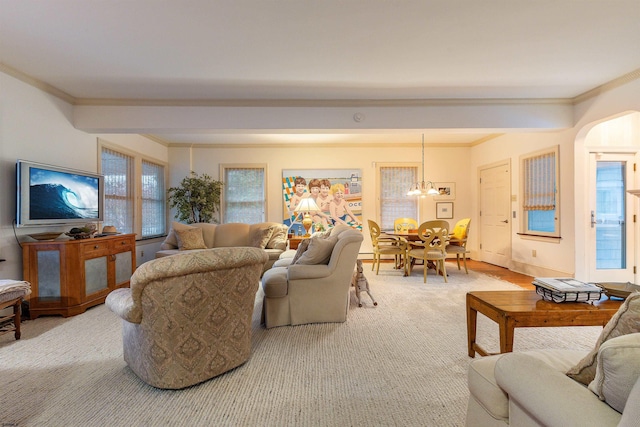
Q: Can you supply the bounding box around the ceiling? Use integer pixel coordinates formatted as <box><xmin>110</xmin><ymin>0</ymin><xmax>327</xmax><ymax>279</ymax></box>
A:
<box><xmin>2</xmin><ymin>0</ymin><xmax>640</xmax><ymax>146</ymax></box>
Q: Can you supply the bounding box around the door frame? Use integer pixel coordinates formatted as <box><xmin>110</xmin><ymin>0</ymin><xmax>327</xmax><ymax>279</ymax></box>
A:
<box><xmin>586</xmin><ymin>152</ymin><xmax>637</xmax><ymax>282</ymax></box>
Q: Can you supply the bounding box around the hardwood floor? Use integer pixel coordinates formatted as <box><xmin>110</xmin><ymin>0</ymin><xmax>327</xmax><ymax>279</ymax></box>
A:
<box><xmin>365</xmin><ymin>258</ymin><xmax>536</xmax><ymax>290</ymax></box>
<box><xmin>460</xmin><ymin>259</ymin><xmax>535</xmax><ymax>290</ymax></box>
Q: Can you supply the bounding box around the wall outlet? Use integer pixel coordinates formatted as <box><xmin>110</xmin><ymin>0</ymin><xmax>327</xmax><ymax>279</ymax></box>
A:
<box><xmin>140</xmin><ymin>250</ymin><xmax>145</xmax><ymax>258</ymax></box>
<box><xmin>532</xmin><ymin>249</ymin><xmax>537</xmax><ymax>257</ymax></box>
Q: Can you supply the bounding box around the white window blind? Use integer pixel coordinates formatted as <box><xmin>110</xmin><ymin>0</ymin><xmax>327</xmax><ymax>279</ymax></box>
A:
<box><xmin>101</xmin><ymin>147</ymin><xmax>134</xmax><ymax>234</ymax></box>
<box><xmin>223</xmin><ymin>167</ymin><xmax>265</xmax><ymax>224</ymax></box>
<box><xmin>141</xmin><ymin>159</ymin><xmax>165</xmax><ymax>238</ymax></box>
<box><xmin>520</xmin><ymin>146</ymin><xmax>560</xmax><ymax>236</ymax></box>
<box><xmin>380</xmin><ymin>166</ymin><xmax>418</xmax><ymax>230</ymax></box>
<box><xmin>523</xmin><ymin>151</ymin><xmax>556</xmax><ymax>211</ymax></box>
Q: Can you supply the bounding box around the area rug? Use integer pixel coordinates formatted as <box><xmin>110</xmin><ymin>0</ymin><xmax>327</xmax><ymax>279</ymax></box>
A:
<box><xmin>0</xmin><ymin>262</ymin><xmax>602</xmax><ymax>426</ymax></box>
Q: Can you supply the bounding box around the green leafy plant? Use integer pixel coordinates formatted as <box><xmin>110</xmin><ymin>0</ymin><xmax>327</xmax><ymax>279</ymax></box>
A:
<box><xmin>167</xmin><ymin>172</ymin><xmax>223</xmax><ymax>223</ymax></box>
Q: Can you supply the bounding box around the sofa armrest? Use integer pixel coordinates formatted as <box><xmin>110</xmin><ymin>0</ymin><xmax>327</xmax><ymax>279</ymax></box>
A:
<box><xmin>105</xmin><ymin>288</ymin><xmax>142</xmax><ymax>324</ymax></box>
<box><xmin>288</xmin><ymin>264</ymin><xmax>332</xmax><ymax>280</ymax></box>
<box><xmin>495</xmin><ymin>353</ymin><xmax>622</xmax><ymax>427</ymax></box>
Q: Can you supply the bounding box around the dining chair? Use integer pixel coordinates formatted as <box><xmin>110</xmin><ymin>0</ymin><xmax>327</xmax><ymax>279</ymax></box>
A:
<box><xmin>446</xmin><ymin>218</ymin><xmax>471</xmax><ymax>273</ymax></box>
<box><xmin>367</xmin><ymin>220</ymin><xmax>408</xmax><ymax>275</ymax></box>
<box><xmin>394</xmin><ymin>218</ymin><xmax>419</xmax><ymax>233</ymax></box>
<box><xmin>407</xmin><ymin>220</ymin><xmax>450</xmax><ymax>283</ymax></box>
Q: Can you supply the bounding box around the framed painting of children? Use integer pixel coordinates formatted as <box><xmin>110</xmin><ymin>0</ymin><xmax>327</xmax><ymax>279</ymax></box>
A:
<box><xmin>282</xmin><ymin>169</ymin><xmax>363</xmax><ymax>233</ymax></box>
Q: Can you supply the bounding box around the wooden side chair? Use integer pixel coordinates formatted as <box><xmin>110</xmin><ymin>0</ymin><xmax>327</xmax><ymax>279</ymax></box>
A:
<box><xmin>0</xmin><ymin>281</ymin><xmax>32</xmax><ymax>340</ymax></box>
<box><xmin>407</xmin><ymin>220</ymin><xmax>450</xmax><ymax>283</ymax></box>
<box><xmin>367</xmin><ymin>220</ymin><xmax>408</xmax><ymax>275</ymax></box>
<box><xmin>394</xmin><ymin>217</ymin><xmax>419</xmax><ymax>233</ymax></box>
<box><xmin>446</xmin><ymin>218</ymin><xmax>471</xmax><ymax>273</ymax></box>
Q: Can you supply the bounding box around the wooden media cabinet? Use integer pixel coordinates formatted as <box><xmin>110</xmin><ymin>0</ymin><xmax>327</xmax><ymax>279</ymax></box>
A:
<box><xmin>22</xmin><ymin>234</ymin><xmax>136</xmax><ymax>319</ymax></box>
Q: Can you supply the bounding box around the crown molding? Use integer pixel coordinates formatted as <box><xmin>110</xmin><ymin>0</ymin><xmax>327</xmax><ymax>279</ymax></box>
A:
<box><xmin>572</xmin><ymin>68</ymin><xmax>640</xmax><ymax>104</ymax></box>
<box><xmin>163</xmin><ymin>136</ymin><xmax>503</xmax><ymax>149</ymax></box>
<box><xmin>0</xmin><ymin>62</ymin><xmax>77</xmax><ymax>104</ymax></box>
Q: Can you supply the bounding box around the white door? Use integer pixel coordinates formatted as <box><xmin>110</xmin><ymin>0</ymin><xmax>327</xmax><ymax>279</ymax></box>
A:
<box><xmin>479</xmin><ymin>161</ymin><xmax>511</xmax><ymax>267</ymax></box>
<box><xmin>587</xmin><ymin>153</ymin><xmax>636</xmax><ymax>282</ymax></box>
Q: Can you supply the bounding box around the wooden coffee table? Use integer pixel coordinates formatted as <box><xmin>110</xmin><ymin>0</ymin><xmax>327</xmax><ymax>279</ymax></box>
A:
<box><xmin>466</xmin><ymin>290</ymin><xmax>622</xmax><ymax>357</ymax></box>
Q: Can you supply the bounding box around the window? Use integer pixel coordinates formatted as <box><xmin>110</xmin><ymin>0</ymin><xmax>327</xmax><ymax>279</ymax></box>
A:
<box><xmin>378</xmin><ymin>165</ymin><xmax>419</xmax><ymax>230</ymax></box>
<box><xmin>520</xmin><ymin>146</ymin><xmax>560</xmax><ymax>237</ymax></box>
<box><xmin>99</xmin><ymin>140</ymin><xmax>166</xmax><ymax>239</ymax></box>
<box><xmin>221</xmin><ymin>165</ymin><xmax>266</xmax><ymax>224</ymax></box>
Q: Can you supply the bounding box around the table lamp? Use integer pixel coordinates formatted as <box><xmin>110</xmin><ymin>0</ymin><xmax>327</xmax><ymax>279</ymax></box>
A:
<box><xmin>294</xmin><ymin>198</ymin><xmax>321</xmax><ymax>237</ymax></box>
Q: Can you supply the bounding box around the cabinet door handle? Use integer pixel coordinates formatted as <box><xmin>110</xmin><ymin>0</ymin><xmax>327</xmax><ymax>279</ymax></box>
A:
<box><xmin>94</xmin><ymin>245</ymin><xmax>99</xmax><ymax>249</ymax></box>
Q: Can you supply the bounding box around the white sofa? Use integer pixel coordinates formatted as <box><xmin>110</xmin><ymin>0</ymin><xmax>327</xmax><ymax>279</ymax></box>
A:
<box><xmin>468</xmin><ymin>291</ymin><xmax>640</xmax><ymax>427</ymax></box>
<box><xmin>156</xmin><ymin>221</ymin><xmax>288</xmax><ymax>273</ymax></box>
<box><xmin>261</xmin><ymin>225</ymin><xmax>363</xmax><ymax>328</ymax></box>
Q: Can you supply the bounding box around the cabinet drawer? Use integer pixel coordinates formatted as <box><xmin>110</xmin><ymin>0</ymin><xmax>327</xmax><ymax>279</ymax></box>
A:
<box><xmin>81</xmin><ymin>241</ymin><xmax>110</xmax><ymax>257</ymax></box>
<box><xmin>110</xmin><ymin>237</ymin><xmax>134</xmax><ymax>252</ymax></box>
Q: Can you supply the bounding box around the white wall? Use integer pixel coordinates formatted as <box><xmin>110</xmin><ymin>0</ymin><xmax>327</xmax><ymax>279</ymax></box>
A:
<box><xmin>470</xmin><ymin>130</ymin><xmax>576</xmax><ymax>276</ymax></box>
<box><xmin>169</xmin><ymin>143</ymin><xmax>472</xmax><ymax>254</ymax></box>
<box><xmin>0</xmin><ymin>72</ymin><xmax>169</xmax><ymax>279</ymax></box>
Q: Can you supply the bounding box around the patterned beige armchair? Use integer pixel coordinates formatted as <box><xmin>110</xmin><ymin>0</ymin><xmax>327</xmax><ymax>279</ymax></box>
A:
<box><xmin>106</xmin><ymin>247</ymin><xmax>268</xmax><ymax>389</ymax></box>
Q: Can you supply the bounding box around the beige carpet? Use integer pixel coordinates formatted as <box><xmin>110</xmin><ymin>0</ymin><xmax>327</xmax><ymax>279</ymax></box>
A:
<box><xmin>0</xmin><ymin>262</ymin><xmax>602</xmax><ymax>426</ymax></box>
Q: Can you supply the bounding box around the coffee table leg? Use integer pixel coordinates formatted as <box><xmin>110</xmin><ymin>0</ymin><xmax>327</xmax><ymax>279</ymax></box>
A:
<box><xmin>467</xmin><ymin>294</ymin><xmax>478</xmax><ymax>357</ymax></box>
<box><xmin>499</xmin><ymin>317</ymin><xmax>515</xmax><ymax>353</ymax></box>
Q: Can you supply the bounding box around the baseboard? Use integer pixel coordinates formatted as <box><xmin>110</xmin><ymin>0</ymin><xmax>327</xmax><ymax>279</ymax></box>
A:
<box><xmin>509</xmin><ymin>260</ymin><xmax>572</xmax><ymax>278</ymax></box>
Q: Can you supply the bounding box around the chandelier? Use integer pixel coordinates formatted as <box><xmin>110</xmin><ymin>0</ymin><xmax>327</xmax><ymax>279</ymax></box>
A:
<box><xmin>407</xmin><ymin>134</ymin><xmax>439</xmax><ymax>197</ymax></box>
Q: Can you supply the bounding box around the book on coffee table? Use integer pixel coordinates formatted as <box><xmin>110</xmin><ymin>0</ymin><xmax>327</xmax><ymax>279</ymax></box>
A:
<box><xmin>533</xmin><ymin>277</ymin><xmax>603</xmax><ymax>303</ymax></box>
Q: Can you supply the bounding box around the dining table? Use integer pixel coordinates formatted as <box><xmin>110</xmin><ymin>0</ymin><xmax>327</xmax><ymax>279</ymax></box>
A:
<box><xmin>383</xmin><ymin>230</ymin><xmax>443</xmax><ymax>276</ymax></box>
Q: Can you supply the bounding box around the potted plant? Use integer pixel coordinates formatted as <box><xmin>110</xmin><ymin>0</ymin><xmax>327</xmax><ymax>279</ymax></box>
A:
<box><xmin>167</xmin><ymin>172</ymin><xmax>223</xmax><ymax>223</ymax></box>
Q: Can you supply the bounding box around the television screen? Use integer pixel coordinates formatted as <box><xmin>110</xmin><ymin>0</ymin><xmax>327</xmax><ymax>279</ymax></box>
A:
<box><xmin>16</xmin><ymin>160</ymin><xmax>104</xmax><ymax>227</ymax></box>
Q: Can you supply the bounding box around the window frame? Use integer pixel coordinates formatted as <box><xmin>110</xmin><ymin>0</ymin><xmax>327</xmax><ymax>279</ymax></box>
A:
<box><xmin>98</xmin><ymin>139</ymin><xmax>168</xmax><ymax>240</ymax></box>
<box><xmin>519</xmin><ymin>145</ymin><xmax>560</xmax><ymax>238</ymax></box>
<box><xmin>220</xmin><ymin>163</ymin><xmax>268</xmax><ymax>224</ymax></box>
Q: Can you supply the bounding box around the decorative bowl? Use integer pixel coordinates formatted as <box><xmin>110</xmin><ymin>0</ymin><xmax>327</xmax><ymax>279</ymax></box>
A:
<box><xmin>28</xmin><ymin>232</ymin><xmax>63</xmax><ymax>241</ymax></box>
<box><xmin>596</xmin><ymin>282</ymin><xmax>640</xmax><ymax>300</ymax></box>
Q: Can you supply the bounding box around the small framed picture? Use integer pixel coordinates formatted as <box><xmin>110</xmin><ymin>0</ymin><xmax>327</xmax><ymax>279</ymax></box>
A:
<box><xmin>434</xmin><ymin>182</ymin><xmax>455</xmax><ymax>200</ymax></box>
<box><xmin>436</xmin><ymin>202</ymin><xmax>454</xmax><ymax>219</ymax></box>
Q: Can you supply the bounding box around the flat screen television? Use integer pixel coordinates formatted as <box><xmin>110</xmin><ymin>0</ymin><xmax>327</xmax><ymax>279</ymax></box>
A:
<box><xmin>16</xmin><ymin>160</ymin><xmax>104</xmax><ymax>227</ymax></box>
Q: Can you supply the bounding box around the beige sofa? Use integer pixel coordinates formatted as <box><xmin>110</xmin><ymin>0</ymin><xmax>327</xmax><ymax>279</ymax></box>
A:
<box><xmin>106</xmin><ymin>247</ymin><xmax>268</xmax><ymax>389</ymax></box>
<box><xmin>467</xmin><ymin>292</ymin><xmax>640</xmax><ymax>427</ymax></box>
<box><xmin>156</xmin><ymin>221</ymin><xmax>288</xmax><ymax>273</ymax></box>
<box><xmin>261</xmin><ymin>225</ymin><xmax>363</xmax><ymax>328</ymax></box>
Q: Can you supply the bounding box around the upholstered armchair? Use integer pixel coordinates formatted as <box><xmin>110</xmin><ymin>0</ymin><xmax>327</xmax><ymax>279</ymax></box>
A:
<box><xmin>261</xmin><ymin>225</ymin><xmax>364</xmax><ymax>328</ymax></box>
<box><xmin>106</xmin><ymin>247</ymin><xmax>268</xmax><ymax>389</ymax></box>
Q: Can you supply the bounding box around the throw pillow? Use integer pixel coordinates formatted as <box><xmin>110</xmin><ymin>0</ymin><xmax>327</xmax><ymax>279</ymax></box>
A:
<box><xmin>163</xmin><ymin>222</ymin><xmax>196</xmax><ymax>249</ymax></box>
<box><xmin>290</xmin><ymin>238</ymin><xmax>311</xmax><ymax>265</ymax></box>
<box><xmin>266</xmin><ymin>224</ymin><xmax>288</xmax><ymax>250</ymax></box>
<box><xmin>295</xmin><ymin>235</ymin><xmax>338</xmax><ymax>265</ymax></box>
<box><xmin>251</xmin><ymin>225</ymin><xmax>274</xmax><ymax>249</ymax></box>
<box><xmin>588</xmin><ymin>333</ymin><xmax>640</xmax><ymax>413</ymax></box>
<box><xmin>567</xmin><ymin>292</ymin><xmax>640</xmax><ymax>385</ymax></box>
<box><xmin>175</xmin><ymin>227</ymin><xmax>207</xmax><ymax>250</ymax></box>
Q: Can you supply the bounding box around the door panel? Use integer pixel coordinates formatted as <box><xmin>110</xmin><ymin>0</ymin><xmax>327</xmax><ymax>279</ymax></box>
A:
<box><xmin>588</xmin><ymin>153</ymin><xmax>635</xmax><ymax>282</ymax></box>
<box><xmin>479</xmin><ymin>162</ymin><xmax>511</xmax><ymax>267</ymax></box>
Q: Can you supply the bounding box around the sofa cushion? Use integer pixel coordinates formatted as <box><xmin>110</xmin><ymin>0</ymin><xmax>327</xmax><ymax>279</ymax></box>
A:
<box><xmin>618</xmin><ymin>376</ymin><xmax>640</xmax><ymax>426</ymax></box>
<box><xmin>163</xmin><ymin>222</ymin><xmax>216</xmax><ymax>249</ymax></box>
<box><xmin>588</xmin><ymin>333</ymin><xmax>640</xmax><ymax>413</ymax></box>
<box><xmin>567</xmin><ymin>292</ymin><xmax>640</xmax><ymax>385</ymax></box>
<box><xmin>290</xmin><ymin>238</ymin><xmax>311</xmax><ymax>264</ymax></box>
<box><xmin>467</xmin><ymin>349</ymin><xmax>586</xmax><ymax>424</ymax></box>
<box><xmin>295</xmin><ymin>235</ymin><xmax>338</xmax><ymax>265</ymax></box>
<box><xmin>215</xmin><ymin>223</ymin><xmax>252</xmax><ymax>247</ymax></box>
<box><xmin>266</xmin><ymin>224</ymin><xmax>288</xmax><ymax>250</ymax></box>
<box><xmin>252</xmin><ymin>225</ymin><xmax>274</xmax><ymax>249</ymax></box>
<box><xmin>175</xmin><ymin>227</ymin><xmax>207</xmax><ymax>250</ymax></box>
